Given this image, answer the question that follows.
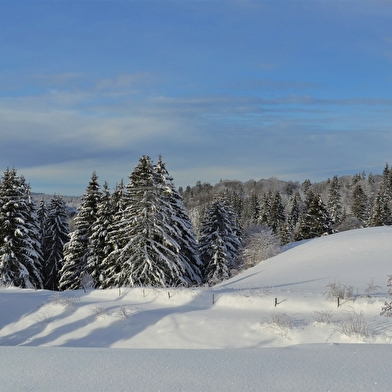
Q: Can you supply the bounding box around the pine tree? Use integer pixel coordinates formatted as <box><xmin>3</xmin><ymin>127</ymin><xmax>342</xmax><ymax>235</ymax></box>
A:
<box><xmin>154</xmin><ymin>156</ymin><xmax>202</xmax><ymax>285</ymax></box>
<box><xmin>351</xmin><ymin>184</ymin><xmax>369</xmax><ymax>223</ymax></box>
<box><xmin>327</xmin><ymin>175</ymin><xmax>343</xmax><ymax>225</ymax></box>
<box><xmin>99</xmin><ymin>181</ymin><xmax>126</xmax><ymax>288</ymax></box>
<box><xmin>295</xmin><ymin>193</ymin><xmax>333</xmax><ymax>240</ymax></box>
<box><xmin>203</xmin><ymin>233</ymin><xmax>230</xmax><ymax>284</ymax></box>
<box><xmin>302</xmin><ymin>179</ymin><xmax>312</xmax><ymax>193</ymax></box>
<box><xmin>243</xmin><ymin>190</ymin><xmax>260</xmax><ymax>227</ymax></box>
<box><xmin>230</xmin><ymin>187</ymin><xmax>244</xmax><ymax>222</ymax></box>
<box><xmin>59</xmin><ymin>172</ymin><xmax>101</xmax><ymax>290</ymax></box>
<box><xmin>199</xmin><ymin>198</ymin><xmax>242</xmax><ymax>285</ymax></box>
<box><xmin>287</xmin><ymin>192</ymin><xmax>302</xmax><ymax>231</ymax></box>
<box><xmin>87</xmin><ymin>182</ymin><xmax>115</xmax><ymax>288</ymax></box>
<box><xmin>24</xmin><ymin>180</ymin><xmax>45</xmax><ymax>285</ymax></box>
<box><xmin>103</xmin><ymin>155</ymin><xmax>201</xmax><ymax>287</ymax></box>
<box><xmin>0</xmin><ymin>168</ymin><xmax>43</xmax><ymax>288</ymax></box>
<box><xmin>259</xmin><ymin>190</ymin><xmax>273</xmax><ymax>227</ymax></box>
<box><xmin>42</xmin><ymin>196</ymin><xmax>70</xmax><ymax>290</ymax></box>
<box><xmin>279</xmin><ymin>222</ymin><xmax>292</xmax><ymax>246</ymax></box>
<box><xmin>368</xmin><ymin>188</ymin><xmax>391</xmax><ymax>227</ymax></box>
<box><xmin>381</xmin><ymin>163</ymin><xmax>392</xmax><ymax>198</ymax></box>
<box><xmin>268</xmin><ymin>191</ymin><xmax>285</xmax><ymax>234</ymax></box>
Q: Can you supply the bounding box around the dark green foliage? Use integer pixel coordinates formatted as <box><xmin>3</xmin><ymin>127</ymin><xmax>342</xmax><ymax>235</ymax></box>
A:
<box><xmin>268</xmin><ymin>191</ymin><xmax>286</xmax><ymax>234</ymax></box>
<box><xmin>287</xmin><ymin>192</ymin><xmax>302</xmax><ymax>231</ymax></box>
<box><xmin>0</xmin><ymin>168</ymin><xmax>43</xmax><ymax>288</ymax></box>
<box><xmin>295</xmin><ymin>193</ymin><xmax>333</xmax><ymax>240</ymax></box>
<box><xmin>259</xmin><ymin>190</ymin><xmax>273</xmax><ymax>227</ymax></box>
<box><xmin>327</xmin><ymin>175</ymin><xmax>343</xmax><ymax>225</ymax></box>
<box><xmin>87</xmin><ymin>182</ymin><xmax>114</xmax><ymax>288</ymax></box>
<box><xmin>351</xmin><ymin>184</ymin><xmax>369</xmax><ymax>223</ymax></box>
<box><xmin>59</xmin><ymin>172</ymin><xmax>101</xmax><ymax>290</ymax></box>
<box><xmin>242</xmin><ymin>189</ymin><xmax>260</xmax><ymax>227</ymax></box>
<box><xmin>42</xmin><ymin>196</ymin><xmax>69</xmax><ymax>290</ymax></box>
<box><xmin>154</xmin><ymin>156</ymin><xmax>202</xmax><ymax>285</ymax></box>
<box><xmin>368</xmin><ymin>188</ymin><xmax>391</xmax><ymax>227</ymax></box>
<box><xmin>102</xmin><ymin>156</ymin><xmax>201</xmax><ymax>288</ymax></box>
<box><xmin>199</xmin><ymin>198</ymin><xmax>242</xmax><ymax>285</ymax></box>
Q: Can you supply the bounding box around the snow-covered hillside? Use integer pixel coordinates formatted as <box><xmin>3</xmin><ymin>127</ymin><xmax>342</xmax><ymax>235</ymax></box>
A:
<box><xmin>1</xmin><ymin>227</ymin><xmax>392</xmax><ymax>391</ymax></box>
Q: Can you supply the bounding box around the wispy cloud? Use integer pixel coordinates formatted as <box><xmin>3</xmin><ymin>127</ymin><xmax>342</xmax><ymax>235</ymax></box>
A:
<box><xmin>94</xmin><ymin>72</ymin><xmax>154</xmax><ymax>92</ymax></box>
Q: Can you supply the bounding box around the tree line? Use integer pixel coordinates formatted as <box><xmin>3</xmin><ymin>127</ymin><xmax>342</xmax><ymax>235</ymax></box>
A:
<box><xmin>0</xmin><ymin>157</ymin><xmax>242</xmax><ymax>290</ymax></box>
<box><xmin>1</xmin><ymin>160</ymin><xmax>391</xmax><ymax>291</ymax></box>
<box><xmin>181</xmin><ymin>164</ymin><xmax>392</xmax><ymax>244</ymax></box>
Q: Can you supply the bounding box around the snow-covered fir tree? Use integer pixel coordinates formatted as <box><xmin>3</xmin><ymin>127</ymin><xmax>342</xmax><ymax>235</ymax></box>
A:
<box><xmin>103</xmin><ymin>155</ymin><xmax>201</xmax><ymax>287</ymax></box>
<box><xmin>42</xmin><ymin>196</ymin><xmax>70</xmax><ymax>290</ymax></box>
<box><xmin>351</xmin><ymin>183</ymin><xmax>369</xmax><ymax>223</ymax></box>
<box><xmin>368</xmin><ymin>188</ymin><xmax>391</xmax><ymax>227</ymax></box>
<box><xmin>295</xmin><ymin>193</ymin><xmax>333</xmax><ymax>240</ymax></box>
<box><xmin>0</xmin><ymin>168</ymin><xmax>43</xmax><ymax>288</ymax></box>
<box><xmin>87</xmin><ymin>182</ymin><xmax>114</xmax><ymax>288</ymax></box>
<box><xmin>327</xmin><ymin>175</ymin><xmax>343</xmax><ymax>225</ymax></box>
<box><xmin>154</xmin><ymin>156</ymin><xmax>202</xmax><ymax>285</ymax></box>
<box><xmin>59</xmin><ymin>172</ymin><xmax>101</xmax><ymax>290</ymax></box>
<box><xmin>242</xmin><ymin>189</ymin><xmax>260</xmax><ymax>227</ymax></box>
<box><xmin>99</xmin><ymin>180</ymin><xmax>127</xmax><ymax>288</ymax></box>
<box><xmin>381</xmin><ymin>163</ymin><xmax>392</xmax><ymax>199</ymax></box>
<box><xmin>24</xmin><ymin>180</ymin><xmax>45</xmax><ymax>283</ymax></box>
<box><xmin>268</xmin><ymin>191</ymin><xmax>285</xmax><ymax>234</ymax></box>
<box><xmin>199</xmin><ymin>197</ymin><xmax>242</xmax><ymax>285</ymax></box>
<box><xmin>227</xmin><ymin>186</ymin><xmax>244</xmax><ymax>222</ymax></box>
<box><xmin>287</xmin><ymin>191</ymin><xmax>302</xmax><ymax>231</ymax></box>
<box><xmin>203</xmin><ymin>233</ymin><xmax>230</xmax><ymax>284</ymax></box>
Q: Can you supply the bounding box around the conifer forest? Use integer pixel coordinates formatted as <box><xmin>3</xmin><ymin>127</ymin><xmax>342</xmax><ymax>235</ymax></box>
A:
<box><xmin>1</xmin><ymin>157</ymin><xmax>392</xmax><ymax>290</ymax></box>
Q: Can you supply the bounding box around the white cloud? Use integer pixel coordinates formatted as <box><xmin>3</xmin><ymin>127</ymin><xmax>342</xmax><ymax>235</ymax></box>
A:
<box><xmin>94</xmin><ymin>72</ymin><xmax>155</xmax><ymax>92</ymax></box>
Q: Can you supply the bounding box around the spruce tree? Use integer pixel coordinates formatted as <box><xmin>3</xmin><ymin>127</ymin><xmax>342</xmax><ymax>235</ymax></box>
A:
<box><xmin>99</xmin><ymin>180</ymin><xmax>126</xmax><ymax>288</ymax></box>
<box><xmin>59</xmin><ymin>172</ymin><xmax>101</xmax><ymax>290</ymax></box>
<box><xmin>103</xmin><ymin>155</ymin><xmax>200</xmax><ymax>287</ymax></box>
<box><xmin>259</xmin><ymin>190</ymin><xmax>273</xmax><ymax>227</ymax></box>
<box><xmin>368</xmin><ymin>188</ymin><xmax>391</xmax><ymax>227</ymax></box>
<box><xmin>199</xmin><ymin>198</ymin><xmax>242</xmax><ymax>285</ymax></box>
<box><xmin>203</xmin><ymin>233</ymin><xmax>230</xmax><ymax>284</ymax></box>
<box><xmin>287</xmin><ymin>192</ymin><xmax>302</xmax><ymax>231</ymax></box>
<box><xmin>154</xmin><ymin>156</ymin><xmax>202</xmax><ymax>285</ymax></box>
<box><xmin>87</xmin><ymin>182</ymin><xmax>114</xmax><ymax>288</ymax></box>
<box><xmin>0</xmin><ymin>168</ymin><xmax>43</xmax><ymax>288</ymax></box>
<box><xmin>24</xmin><ymin>180</ymin><xmax>45</xmax><ymax>285</ymax></box>
<box><xmin>327</xmin><ymin>175</ymin><xmax>343</xmax><ymax>225</ymax></box>
<box><xmin>381</xmin><ymin>163</ymin><xmax>392</xmax><ymax>199</ymax></box>
<box><xmin>351</xmin><ymin>184</ymin><xmax>369</xmax><ymax>223</ymax></box>
<box><xmin>268</xmin><ymin>191</ymin><xmax>286</xmax><ymax>234</ymax></box>
<box><xmin>228</xmin><ymin>187</ymin><xmax>244</xmax><ymax>222</ymax></box>
<box><xmin>295</xmin><ymin>193</ymin><xmax>333</xmax><ymax>240</ymax></box>
<box><xmin>242</xmin><ymin>190</ymin><xmax>260</xmax><ymax>227</ymax></box>
<box><xmin>42</xmin><ymin>196</ymin><xmax>70</xmax><ymax>290</ymax></box>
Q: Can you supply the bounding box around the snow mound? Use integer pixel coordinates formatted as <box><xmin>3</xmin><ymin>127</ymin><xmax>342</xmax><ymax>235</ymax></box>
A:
<box><xmin>219</xmin><ymin>226</ymin><xmax>392</xmax><ymax>294</ymax></box>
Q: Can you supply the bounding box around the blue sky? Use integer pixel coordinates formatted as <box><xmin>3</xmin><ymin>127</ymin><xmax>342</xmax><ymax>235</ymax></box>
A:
<box><xmin>1</xmin><ymin>1</ymin><xmax>392</xmax><ymax>195</ymax></box>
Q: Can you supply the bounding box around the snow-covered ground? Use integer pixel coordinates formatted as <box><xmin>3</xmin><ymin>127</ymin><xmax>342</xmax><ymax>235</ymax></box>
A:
<box><xmin>1</xmin><ymin>227</ymin><xmax>392</xmax><ymax>391</ymax></box>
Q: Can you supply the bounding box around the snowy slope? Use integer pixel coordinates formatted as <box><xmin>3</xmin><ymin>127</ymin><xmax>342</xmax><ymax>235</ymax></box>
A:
<box><xmin>1</xmin><ymin>227</ymin><xmax>392</xmax><ymax>391</ymax></box>
<box><xmin>219</xmin><ymin>225</ymin><xmax>392</xmax><ymax>294</ymax></box>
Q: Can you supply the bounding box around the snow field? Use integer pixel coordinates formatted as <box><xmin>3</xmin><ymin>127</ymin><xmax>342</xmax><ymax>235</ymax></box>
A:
<box><xmin>1</xmin><ymin>283</ymin><xmax>392</xmax><ymax>349</ymax></box>
<box><xmin>1</xmin><ymin>226</ymin><xmax>392</xmax><ymax>390</ymax></box>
